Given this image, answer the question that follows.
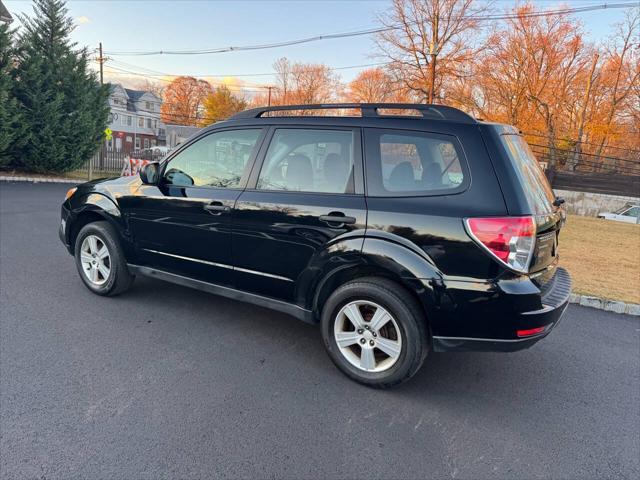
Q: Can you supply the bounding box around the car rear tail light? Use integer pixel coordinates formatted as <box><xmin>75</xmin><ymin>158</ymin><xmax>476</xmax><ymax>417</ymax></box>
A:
<box><xmin>465</xmin><ymin>216</ymin><xmax>536</xmax><ymax>273</ymax></box>
<box><xmin>517</xmin><ymin>326</ymin><xmax>547</xmax><ymax>338</ymax></box>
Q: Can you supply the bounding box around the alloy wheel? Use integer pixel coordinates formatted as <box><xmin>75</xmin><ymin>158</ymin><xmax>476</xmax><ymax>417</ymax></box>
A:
<box><xmin>80</xmin><ymin>235</ymin><xmax>111</xmax><ymax>286</ymax></box>
<box><xmin>333</xmin><ymin>300</ymin><xmax>402</xmax><ymax>372</ymax></box>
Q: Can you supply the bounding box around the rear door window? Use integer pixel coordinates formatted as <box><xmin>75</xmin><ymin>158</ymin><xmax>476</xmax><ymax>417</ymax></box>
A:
<box><xmin>499</xmin><ymin>134</ymin><xmax>556</xmax><ymax>215</ymax></box>
<box><xmin>364</xmin><ymin>129</ymin><xmax>468</xmax><ymax>197</ymax></box>
<box><xmin>256</xmin><ymin>129</ymin><xmax>355</xmax><ymax>194</ymax></box>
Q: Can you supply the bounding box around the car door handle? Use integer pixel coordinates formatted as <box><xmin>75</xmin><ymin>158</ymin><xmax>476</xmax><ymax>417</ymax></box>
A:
<box><xmin>204</xmin><ymin>202</ymin><xmax>231</xmax><ymax>214</ymax></box>
<box><xmin>319</xmin><ymin>213</ymin><xmax>357</xmax><ymax>225</ymax></box>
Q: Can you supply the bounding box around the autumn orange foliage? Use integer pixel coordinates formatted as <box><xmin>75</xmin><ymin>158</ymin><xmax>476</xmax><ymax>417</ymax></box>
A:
<box><xmin>160</xmin><ymin>76</ymin><xmax>212</xmax><ymax>126</ymax></box>
<box><xmin>153</xmin><ymin>2</ymin><xmax>637</xmax><ymax>172</ymax></box>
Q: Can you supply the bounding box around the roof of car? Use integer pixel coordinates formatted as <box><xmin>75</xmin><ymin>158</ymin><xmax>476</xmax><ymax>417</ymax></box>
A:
<box><xmin>229</xmin><ymin>103</ymin><xmax>477</xmax><ymax>125</ymax></box>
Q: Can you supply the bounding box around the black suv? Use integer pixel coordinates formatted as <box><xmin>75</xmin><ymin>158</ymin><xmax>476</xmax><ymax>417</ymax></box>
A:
<box><xmin>60</xmin><ymin>103</ymin><xmax>571</xmax><ymax>388</ymax></box>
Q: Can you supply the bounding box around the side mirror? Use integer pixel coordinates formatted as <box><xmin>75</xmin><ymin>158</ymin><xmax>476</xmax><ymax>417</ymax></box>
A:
<box><xmin>140</xmin><ymin>162</ymin><xmax>160</xmax><ymax>185</ymax></box>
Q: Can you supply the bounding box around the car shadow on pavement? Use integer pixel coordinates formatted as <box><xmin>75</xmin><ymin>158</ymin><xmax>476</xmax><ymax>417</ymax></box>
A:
<box><xmin>125</xmin><ymin>275</ymin><xmax>569</xmax><ymax>401</ymax></box>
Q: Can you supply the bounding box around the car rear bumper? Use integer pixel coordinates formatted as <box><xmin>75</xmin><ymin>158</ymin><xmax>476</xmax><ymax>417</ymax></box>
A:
<box><xmin>432</xmin><ymin>267</ymin><xmax>572</xmax><ymax>352</ymax></box>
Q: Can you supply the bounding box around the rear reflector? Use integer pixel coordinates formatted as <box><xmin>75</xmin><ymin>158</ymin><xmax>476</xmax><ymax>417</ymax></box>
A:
<box><xmin>465</xmin><ymin>216</ymin><xmax>536</xmax><ymax>273</ymax></box>
<box><xmin>517</xmin><ymin>326</ymin><xmax>546</xmax><ymax>338</ymax></box>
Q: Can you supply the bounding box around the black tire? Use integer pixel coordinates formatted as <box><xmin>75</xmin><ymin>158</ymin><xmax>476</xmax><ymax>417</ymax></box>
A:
<box><xmin>74</xmin><ymin>220</ymin><xmax>134</xmax><ymax>296</ymax></box>
<box><xmin>320</xmin><ymin>277</ymin><xmax>429</xmax><ymax>388</ymax></box>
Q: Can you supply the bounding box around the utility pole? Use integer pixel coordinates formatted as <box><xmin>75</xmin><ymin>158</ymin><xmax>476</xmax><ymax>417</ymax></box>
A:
<box><xmin>94</xmin><ymin>42</ymin><xmax>107</xmax><ymax>178</ymax></box>
<box><xmin>267</xmin><ymin>86</ymin><xmax>273</xmax><ymax>106</ymax></box>
<box><xmin>428</xmin><ymin>13</ymin><xmax>439</xmax><ymax>104</ymax></box>
<box><xmin>98</xmin><ymin>42</ymin><xmax>104</xmax><ymax>85</ymax></box>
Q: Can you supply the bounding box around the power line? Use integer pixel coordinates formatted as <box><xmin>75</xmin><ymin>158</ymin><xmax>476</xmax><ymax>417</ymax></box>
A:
<box><xmin>104</xmin><ymin>64</ymin><xmax>272</xmax><ymax>93</ymax></box>
<box><xmin>103</xmin><ymin>3</ymin><xmax>639</xmax><ymax>56</ymax></box>
<box><xmin>108</xmin><ymin>59</ymin><xmax>391</xmax><ymax>79</ymax></box>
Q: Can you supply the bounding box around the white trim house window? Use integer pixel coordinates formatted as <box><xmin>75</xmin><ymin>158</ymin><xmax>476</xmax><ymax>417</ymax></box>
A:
<box><xmin>121</xmin><ymin>115</ymin><xmax>132</xmax><ymax>126</ymax></box>
<box><xmin>144</xmin><ymin>138</ymin><xmax>150</xmax><ymax>149</ymax></box>
<box><xmin>138</xmin><ymin>117</ymin><xmax>144</xmax><ymax>128</ymax></box>
<box><xmin>135</xmin><ymin>137</ymin><xmax>141</xmax><ymax>149</ymax></box>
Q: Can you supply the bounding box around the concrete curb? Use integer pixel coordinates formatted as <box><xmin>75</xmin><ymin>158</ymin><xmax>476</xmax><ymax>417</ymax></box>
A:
<box><xmin>0</xmin><ymin>175</ymin><xmax>81</xmax><ymax>184</ymax></box>
<box><xmin>569</xmin><ymin>294</ymin><xmax>640</xmax><ymax>316</ymax></box>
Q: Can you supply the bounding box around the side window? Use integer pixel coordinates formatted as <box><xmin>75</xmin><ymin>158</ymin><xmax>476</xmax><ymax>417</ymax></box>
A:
<box><xmin>257</xmin><ymin>129</ymin><xmax>355</xmax><ymax>194</ymax></box>
<box><xmin>622</xmin><ymin>207</ymin><xmax>639</xmax><ymax>218</ymax></box>
<box><xmin>163</xmin><ymin>129</ymin><xmax>262</xmax><ymax>188</ymax></box>
<box><xmin>365</xmin><ymin>129</ymin><xmax>467</xmax><ymax>197</ymax></box>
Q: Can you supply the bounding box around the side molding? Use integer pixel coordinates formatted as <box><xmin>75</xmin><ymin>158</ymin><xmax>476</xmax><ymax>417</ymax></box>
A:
<box><xmin>128</xmin><ymin>264</ymin><xmax>315</xmax><ymax>324</ymax></box>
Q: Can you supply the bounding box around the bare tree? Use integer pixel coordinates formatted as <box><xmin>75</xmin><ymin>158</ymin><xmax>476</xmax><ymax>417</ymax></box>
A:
<box><xmin>568</xmin><ymin>53</ymin><xmax>600</xmax><ymax>170</ymax></box>
<box><xmin>376</xmin><ymin>0</ymin><xmax>488</xmax><ymax>103</ymax></box>
<box><xmin>347</xmin><ymin>67</ymin><xmax>407</xmax><ymax>103</ymax></box>
<box><xmin>135</xmin><ymin>79</ymin><xmax>165</xmax><ymax>100</ymax></box>
<box><xmin>290</xmin><ymin>62</ymin><xmax>340</xmax><ymax>104</ymax></box>
<box><xmin>451</xmin><ymin>4</ymin><xmax>590</xmax><ymax>171</ymax></box>
<box><xmin>593</xmin><ymin>9</ymin><xmax>640</xmax><ymax>160</ymax></box>
<box><xmin>263</xmin><ymin>58</ymin><xmax>341</xmax><ymax>107</ymax></box>
<box><xmin>273</xmin><ymin>57</ymin><xmax>293</xmax><ymax>104</ymax></box>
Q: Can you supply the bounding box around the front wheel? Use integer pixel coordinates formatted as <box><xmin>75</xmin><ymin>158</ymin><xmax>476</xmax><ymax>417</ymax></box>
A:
<box><xmin>321</xmin><ymin>278</ymin><xmax>428</xmax><ymax>388</ymax></box>
<box><xmin>74</xmin><ymin>221</ymin><xmax>134</xmax><ymax>296</ymax></box>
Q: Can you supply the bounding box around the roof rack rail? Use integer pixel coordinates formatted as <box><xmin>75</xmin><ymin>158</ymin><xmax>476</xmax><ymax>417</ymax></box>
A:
<box><xmin>229</xmin><ymin>103</ymin><xmax>476</xmax><ymax>123</ymax></box>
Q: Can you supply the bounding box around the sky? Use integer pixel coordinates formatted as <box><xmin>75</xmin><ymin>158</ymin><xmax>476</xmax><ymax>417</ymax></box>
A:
<box><xmin>4</xmin><ymin>0</ymin><xmax>637</xmax><ymax>93</ymax></box>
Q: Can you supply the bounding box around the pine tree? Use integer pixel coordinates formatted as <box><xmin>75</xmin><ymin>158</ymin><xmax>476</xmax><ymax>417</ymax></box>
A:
<box><xmin>12</xmin><ymin>0</ymin><xmax>109</xmax><ymax>173</ymax></box>
<box><xmin>0</xmin><ymin>22</ymin><xmax>19</xmax><ymax>167</ymax></box>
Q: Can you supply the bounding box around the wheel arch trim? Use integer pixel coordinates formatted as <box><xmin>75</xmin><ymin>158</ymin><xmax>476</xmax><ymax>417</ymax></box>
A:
<box><xmin>304</xmin><ymin>237</ymin><xmax>442</xmax><ymax>324</ymax></box>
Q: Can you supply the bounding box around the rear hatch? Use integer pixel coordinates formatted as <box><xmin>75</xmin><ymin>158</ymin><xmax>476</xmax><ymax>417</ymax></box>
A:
<box><xmin>497</xmin><ymin>131</ymin><xmax>563</xmax><ymax>280</ymax></box>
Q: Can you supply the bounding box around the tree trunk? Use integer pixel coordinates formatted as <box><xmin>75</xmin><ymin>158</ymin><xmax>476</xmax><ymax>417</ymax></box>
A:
<box><xmin>568</xmin><ymin>53</ymin><xmax>599</xmax><ymax>171</ymax></box>
<box><xmin>428</xmin><ymin>54</ymin><xmax>436</xmax><ymax>103</ymax></box>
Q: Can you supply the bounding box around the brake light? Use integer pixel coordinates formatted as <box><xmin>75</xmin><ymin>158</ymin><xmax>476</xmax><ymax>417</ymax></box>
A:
<box><xmin>465</xmin><ymin>216</ymin><xmax>536</xmax><ymax>273</ymax></box>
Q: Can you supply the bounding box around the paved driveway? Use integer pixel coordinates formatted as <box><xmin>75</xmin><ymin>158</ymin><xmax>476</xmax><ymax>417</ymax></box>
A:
<box><xmin>1</xmin><ymin>181</ymin><xmax>638</xmax><ymax>479</ymax></box>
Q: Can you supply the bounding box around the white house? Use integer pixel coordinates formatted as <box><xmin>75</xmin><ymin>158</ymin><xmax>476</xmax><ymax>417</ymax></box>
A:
<box><xmin>0</xmin><ymin>1</ymin><xmax>13</xmax><ymax>23</ymax></box>
<box><xmin>106</xmin><ymin>85</ymin><xmax>166</xmax><ymax>153</ymax></box>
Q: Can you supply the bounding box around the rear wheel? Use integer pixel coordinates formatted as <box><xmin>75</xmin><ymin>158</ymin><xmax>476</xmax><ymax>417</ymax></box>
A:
<box><xmin>74</xmin><ymin>221</ymin><xmax>134</xmax><ymax>296</ymax></box>
<box><xmin>321</xmin><ymin>277</ymin><xmax>428</xmax><ymax>388</ymax></box>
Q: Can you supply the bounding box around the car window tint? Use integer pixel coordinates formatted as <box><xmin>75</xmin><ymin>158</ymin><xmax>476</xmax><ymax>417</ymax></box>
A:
<box><xmin>499</xmin><ymin>134</ymin><xmax>556</xmax><ymax>215</ymax></box>
<box><xmin>257</xmin><ymin>129</ymin><xmax>354</xmax><ymax>193</ymax></box>
<box><xmin>164</xmin><ymin>129</ymin><xmax>262</xmax><ymax>188</ymax></box>
<box><xmin>623</xmin><ymin>206</ymin><xmax>639</xmax><ymax>217</ymax></box>
<box><xmin>365</xmin><ymin>129</ymin><xmax>466</xmax><ymax>196</ymax></box>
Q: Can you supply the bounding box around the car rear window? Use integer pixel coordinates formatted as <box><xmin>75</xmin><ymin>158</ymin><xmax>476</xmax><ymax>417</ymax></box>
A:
<box><xmin>500</xmin><ymin>134</ymin><xmax>556</xmax><ymax>215</ymax></box>
<box><xmin>364</xmin><ymin>129</ymin><xmax>468</xmax><ymax>197</ymax></box>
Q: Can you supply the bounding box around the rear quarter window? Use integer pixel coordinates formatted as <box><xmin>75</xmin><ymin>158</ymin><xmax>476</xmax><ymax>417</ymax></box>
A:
<box><xmin>364</xmin><ymin>128</ymin><xmax>469</xmax><ymax>197</ymax></box>
<box><xmin>499</xmin><ymin>134</ymin><xmax>555</xmax><ymax>215</ymax></box>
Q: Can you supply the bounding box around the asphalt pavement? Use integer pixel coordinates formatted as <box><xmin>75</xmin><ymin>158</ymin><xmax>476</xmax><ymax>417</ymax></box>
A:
<box><xmin>1</xmin><ymin>181</ymin><xmax>639</xmax><ymax>479</ymax></box>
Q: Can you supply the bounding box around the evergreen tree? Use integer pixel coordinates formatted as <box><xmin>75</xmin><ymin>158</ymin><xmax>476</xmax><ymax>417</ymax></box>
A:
<box><xmin>0</xmin><ymin>22</ymin><xmax>19</xmax><ymax>167</ymax></box>
<box><xmin>12</xmin><ymin>0</ymin><xmax>109</xmax><ymax>173</ymax></box>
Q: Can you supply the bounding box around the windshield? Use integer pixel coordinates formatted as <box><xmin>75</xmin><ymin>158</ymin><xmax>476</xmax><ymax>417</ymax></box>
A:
<box><xmin>614</xmin><ymin>205</ymin><xmax>631</xmax><ymax>214</ymax></box>
<box><xmin>500</xmin><ymin>134</ymin><xmax>556</xmax><ymax>215</ymax></box>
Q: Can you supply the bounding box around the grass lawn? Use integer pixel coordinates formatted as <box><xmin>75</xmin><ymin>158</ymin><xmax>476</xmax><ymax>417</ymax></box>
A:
<box><xmin>560</xmin><ymin>215</ymin><xmax>640</xmax><ymax>304</ymax></box>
